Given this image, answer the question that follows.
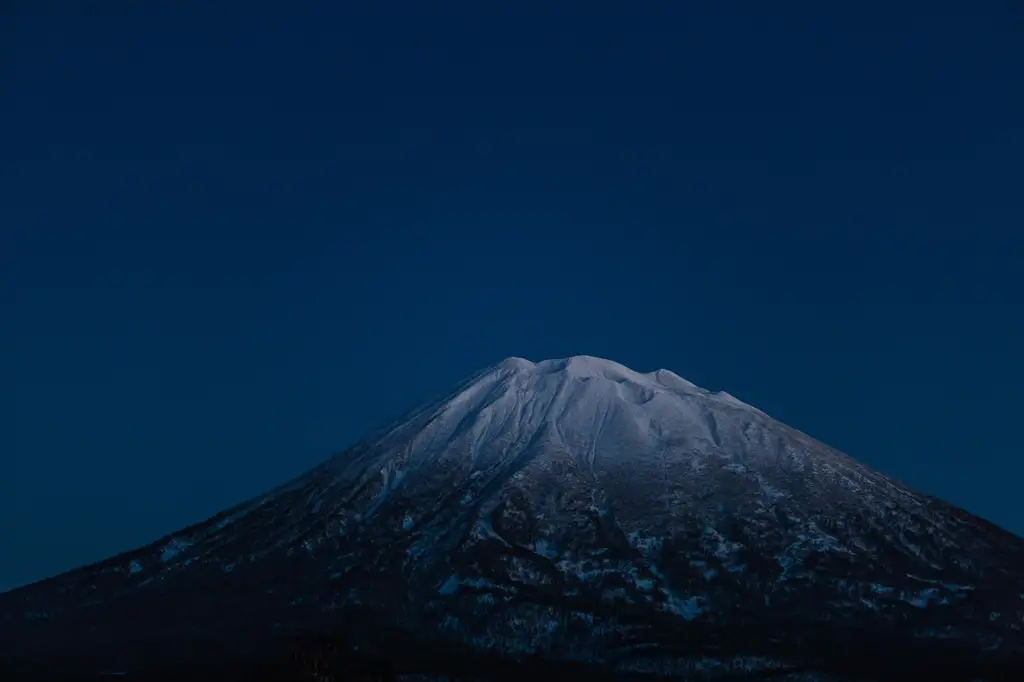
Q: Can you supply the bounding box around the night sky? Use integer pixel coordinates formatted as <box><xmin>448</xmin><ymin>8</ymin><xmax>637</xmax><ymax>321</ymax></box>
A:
<box><xmin>4</xmin><ymin>2</ymin><xmax>1023</xmax><ymax>592</ymax></box>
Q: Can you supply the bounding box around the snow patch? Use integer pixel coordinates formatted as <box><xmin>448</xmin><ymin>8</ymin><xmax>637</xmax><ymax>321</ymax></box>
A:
<box><xmin>439</xmin><ymin>575</ymin><xmax>459</xmax><ymax>596</ymax></box>
<box><xmin>533</xmin><ymin>539</ymin><xmax>558</xmax><ymax>559</ymax></box>
<box><xmin>160</xmin><ymin>537</ymin><xmax>193</xmax><ymax>562</ymax></box>
<box><xmin>901</xmin><ymin>587</ymin><xmax>942</xmax><ymax>608</ymax></box>
<box><xmin>661</xmin><ymin>593</ymin><xmax>707</xmax><ymax>620</ymax></box>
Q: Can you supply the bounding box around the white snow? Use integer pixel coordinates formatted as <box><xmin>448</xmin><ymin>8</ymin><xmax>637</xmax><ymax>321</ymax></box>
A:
<box><xmin>391</xmin><ymin>354</ymin><xmax>790</xmax><ymax>490</ymax></box>
<box><xmin>533</xmin><ymin>539</ymin><xmax>558</xmax><ymax>559</ymax></box>
<box><xmin>159</xmin><ymin>537</ymin><xmax>193</xmax><ymax>563</ymax></box>
<box><xmin>439</xmin><ymin>575</ymin><xmax>459</xmax><ymax>595</ymax></box>
<box><xmin>902</xmin><ymin>587</ymin><xmax>942</xmax><ymax>608</ymax></box>
<box><xmin>661</xmin><ymin>593</ymin><xmax>707</xmax><ymax>620</ymax></box>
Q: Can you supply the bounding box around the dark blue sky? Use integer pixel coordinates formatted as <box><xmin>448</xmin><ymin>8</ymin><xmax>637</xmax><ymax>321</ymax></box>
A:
<box><xmin>4</xmin><ymin>2</ymin><xmax>1023</xmax><ymax>590</ymax></box>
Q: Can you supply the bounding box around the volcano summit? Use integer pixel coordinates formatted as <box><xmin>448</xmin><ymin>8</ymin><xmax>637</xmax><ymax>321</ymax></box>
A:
<box><xmin>3</xmin><ymin>356</ymin><xmax>1023</xmax><ymax>680</ymax></box>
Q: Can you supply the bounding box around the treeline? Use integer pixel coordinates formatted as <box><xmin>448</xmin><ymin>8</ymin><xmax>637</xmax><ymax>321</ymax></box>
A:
<box><xmin>6</xmin><ymin>621</ymin><xmax>1023</xmax><ymax>682</ymax></box>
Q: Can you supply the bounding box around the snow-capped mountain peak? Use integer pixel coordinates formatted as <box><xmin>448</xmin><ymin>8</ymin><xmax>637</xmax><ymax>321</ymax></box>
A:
<box><xmin>3</xmin><ymin>356</ymin><xmax>1022</xmax><ymax>680</ymax></box>
<box><xmin>492</xmin><ymin>354</ymin><xmax>694</xmax><ymax>388</ymax></box>
<box><xmin>415</xmin><ymin>355</ymin><xmax>763</xmax><ymax>464</ymax></box>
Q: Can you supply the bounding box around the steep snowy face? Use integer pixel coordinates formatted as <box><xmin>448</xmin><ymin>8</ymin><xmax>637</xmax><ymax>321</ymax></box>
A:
<box><xmin>3</xmin><ymin>356</ymin><xmax>1023</xmax><ymax>678</ymax></box>
<box><xmin>322</xmin><ymin>356</ymin><xmax>941</xmax><ymax>557</ymax></box>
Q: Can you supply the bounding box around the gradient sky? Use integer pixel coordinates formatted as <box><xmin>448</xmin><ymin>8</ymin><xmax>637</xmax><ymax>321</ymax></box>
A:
<box><xmin>4</xmin><ymin>2</ymin><xmax>1023</xmax><ymax>591</ymax></box>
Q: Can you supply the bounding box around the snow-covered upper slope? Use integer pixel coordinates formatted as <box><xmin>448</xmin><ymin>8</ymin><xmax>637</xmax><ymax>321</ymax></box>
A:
<box><xmin>356</xmin><ymin>355</ymin><xmax>779</xmax><ymax>478</ymax></box>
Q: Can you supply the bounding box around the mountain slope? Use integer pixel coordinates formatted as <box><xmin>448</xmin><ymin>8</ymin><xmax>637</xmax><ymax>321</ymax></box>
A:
<box><xmin>3</xmin><ymin>356</ymin><xmax>1023</xmax><ymax>680</ymax></box>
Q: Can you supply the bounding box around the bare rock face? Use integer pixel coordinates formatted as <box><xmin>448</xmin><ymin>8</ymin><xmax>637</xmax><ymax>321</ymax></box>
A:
<box><xmin>3</xmin><ymin>356</ymin><xmax>1023</xmax><ymax>680</ymax></box>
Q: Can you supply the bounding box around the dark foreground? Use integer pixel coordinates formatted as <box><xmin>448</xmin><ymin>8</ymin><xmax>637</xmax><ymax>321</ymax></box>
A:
<box><xmin>6</xmin><ymin>625</ymin><xmax>1024</xmax><ymax>682</ymax></box>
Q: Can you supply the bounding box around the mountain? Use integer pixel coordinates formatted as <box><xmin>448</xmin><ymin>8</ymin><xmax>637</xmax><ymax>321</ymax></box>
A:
<box><xmin>3</xmin><ymin>356</ymin><xmax>1023</xmax><ymax>681</ymax></box>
